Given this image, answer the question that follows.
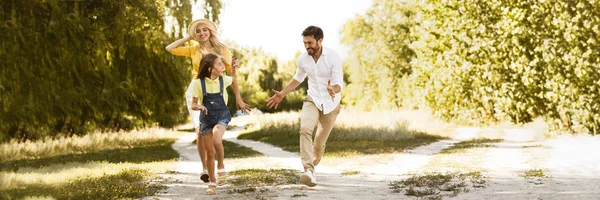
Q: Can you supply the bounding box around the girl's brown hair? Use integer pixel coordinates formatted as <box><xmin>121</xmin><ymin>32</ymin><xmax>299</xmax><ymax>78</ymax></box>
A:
<box><xmin>197</xmin><ymin>53</ymin><xmax>220</xmax><ymax>79</ymax></box>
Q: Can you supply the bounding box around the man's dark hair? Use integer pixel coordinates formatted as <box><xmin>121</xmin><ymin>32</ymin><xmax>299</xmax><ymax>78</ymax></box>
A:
<box><xmin>301</xmin><ymin>26</ymin><xmax>323</xmax><ymax>41</ymax></box>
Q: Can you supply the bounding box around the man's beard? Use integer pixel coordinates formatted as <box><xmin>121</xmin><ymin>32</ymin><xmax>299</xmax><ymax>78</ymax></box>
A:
<box><xmin>307</xmin><ymin>46</ymin><xmax>320</xmax><ymax>55</ymax></box>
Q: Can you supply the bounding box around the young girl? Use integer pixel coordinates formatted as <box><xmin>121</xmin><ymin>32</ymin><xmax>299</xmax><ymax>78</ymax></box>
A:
<box><xmin>166</xmin><ymin>18</ymin><xmax>249</xmax><ymax>184</ymax></box>
<box><xmin>191</xmin><ymin>53</ymin><xmax>234</xmax><ymax>195</ymax></box>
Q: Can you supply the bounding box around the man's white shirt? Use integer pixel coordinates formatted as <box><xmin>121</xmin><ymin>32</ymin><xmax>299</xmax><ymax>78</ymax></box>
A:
<box><xmin>293</xmin><ymin>46</ymin><xmax>344</xmax><ymax>114</ymax></box>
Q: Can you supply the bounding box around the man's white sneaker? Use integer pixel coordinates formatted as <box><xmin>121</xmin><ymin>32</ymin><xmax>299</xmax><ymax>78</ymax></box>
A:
<box><xmin>299</xmin><ymin>169</ymin><xmax>317</xmax><ymax>187</ymax></box>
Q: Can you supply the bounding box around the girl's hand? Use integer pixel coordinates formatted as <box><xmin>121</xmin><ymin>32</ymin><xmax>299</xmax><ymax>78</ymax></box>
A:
<box><xmin>192</xmin><ymin>104</ymin><xmax>208</xmax><ymax>115</ymax></box>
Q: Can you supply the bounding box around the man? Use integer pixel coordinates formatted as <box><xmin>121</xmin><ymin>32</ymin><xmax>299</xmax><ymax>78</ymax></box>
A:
<box><xmin>267</xmin><ymin>25</ymin><xmax>343</xmax><ymax>187</ymax></box>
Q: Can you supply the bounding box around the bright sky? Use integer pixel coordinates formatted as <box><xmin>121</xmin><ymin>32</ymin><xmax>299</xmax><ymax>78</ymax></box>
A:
<box><xmin>192</xmin><ymin>0</ymin><xmax>372</xmax><ymax>62</ymax></box>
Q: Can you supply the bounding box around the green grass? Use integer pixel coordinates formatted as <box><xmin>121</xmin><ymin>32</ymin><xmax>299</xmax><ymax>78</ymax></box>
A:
<box><xmin>0</xmin><ymin>129</ymin><xmax>183</xmax><ymax>199</ymax></box>
<box><xmin>341</xmin><ymin>170</ymin><xmax>360</xmax><ymax>176</ymax></box>
<box><xmin>0</xmin><ymin>168</ymin><xmax>164</xmax><ymax>200</ymax></box>
<box><xmin>521</xmin><ymin>169</ymin><xmax>548</xmax><ymax>178</ymax></box>
<box><xmin>0</xmin><ymin>129</ymin><xmax>180</xmax><ymax>163</ymax></box>
<box><xmin>227</xmin><ymin>124</ymin><xmax>238</xmax><ymax>130</ymax></box>
<box><xmin>223</xmin><ymin>140</ymin><xmax>263</xmax><ymax>158</ymax></box>
<box><xmin>0</xmin><ymin>126</ymin><xmax>263</xmax><ymax>199</ymax></box>
<box><xmin>1</xmin><ymin>138</ymin><xmax>178</xmax><ymax>171</ymax></box>
<box><xmin>190</xmin><ymin>139</ymin><xmax>263</xmax><ymax>159</ymax></box>
<box><xmin>292</xmin><ymin>193</ymin><xmax>308</xmax><ymax>197</ymax></box>
<box><xmin>238</xmin><ymin>122</ymin><xmax>444</xmax><ymax>157</ymax></box>
<box><xmin>439</xmin><ymin>138</ymin><xmax>504</xmax><ymax>154</ymax></box>
<box><xmin>0</xmin><ymin>126</ymin><xmax>262</xmax><ymax>199</ymax></box>
<box><xmin>520</xmin><ymin>169</ymin><xmax>549</xmax><ymax>185</ymax></box>
<box><xmin>389</xmin><ymin>171</ymin><xmax>485</xmax><ymax>199</ymax></box>
<box><xmin>227</xmin><ymin>187</ymin><xmax>257</xmax><ymax>194</ymax></box>
<box><xmin>177</xmin><ymin>127</ymin><xmax>196</xmax><ymax>132</ymax></box>
<box><xmin>228</xmin><ymin>169</ymin><xmax>300</xmax><ymax>187</ymax></box>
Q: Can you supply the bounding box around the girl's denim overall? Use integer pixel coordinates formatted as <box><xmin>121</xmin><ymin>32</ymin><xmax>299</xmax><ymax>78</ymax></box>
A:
<box><xmin>199</xmin><ymin>76</ymin><xmax>231</xmax><ymax>135</ymax></box>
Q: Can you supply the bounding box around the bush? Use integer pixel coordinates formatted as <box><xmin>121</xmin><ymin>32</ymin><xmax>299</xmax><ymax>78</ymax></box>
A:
<box><xmin>0</xmin><ymin>0</ymin><xmax>193</xmax><ymax>141</ymax></box>
<box><xmin>414</xmin><ymin>0</ymin><xmax>600</xmax><ymax>133</ymax></box>
<box><xmin>343</xmin><ymin>0</ymin><xmax>600</xmax><ymax>134</ymax></box>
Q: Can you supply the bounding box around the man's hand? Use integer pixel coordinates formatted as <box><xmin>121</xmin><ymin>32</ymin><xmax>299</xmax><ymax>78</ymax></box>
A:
<box><xmin>266</xmin><ymin>89</ymin><xmax>285</xmax><ymax>110</ymax></box>
<box><xmin>327</xmin><ymin>80</ymin><xmax>335</xmax><ymax>102</ymax></box>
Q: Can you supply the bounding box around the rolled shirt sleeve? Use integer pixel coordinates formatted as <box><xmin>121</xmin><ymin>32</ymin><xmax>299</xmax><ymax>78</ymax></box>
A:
<box><xmin>292</xmin><ymin>58</ymin><xmax>307</xmax><ymax>82</ymax></box>
<box><xmin>329</xmin><ymin>51</ymin><xmax>344</xmax><ymax>92</ymax></box>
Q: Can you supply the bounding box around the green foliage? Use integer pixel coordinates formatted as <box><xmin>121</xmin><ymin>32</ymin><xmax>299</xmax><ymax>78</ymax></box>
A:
<box><xmin>341</xmin><ymin>0</ymin><xmax>419</xmax><ymax>110</ymax></box>
<box><xmin>165</xmin><ymin>0</ymin><xmax>222</xmax><ymax>38</ymax></box>
<box><xmin>415</xmin><ymin>0</ymin><xmax>600</xmax><ymax>133</ymax></box>
<box><xmin>0</xmin><ymin>0</ymin><xmax>223</xmax><ymax>141</ymax></box>
<box><xmin>228</xmin><ymin>44</ymin><xmax>307</xmax><ymax>113</ymax></box>
<box><xmin>343</xmin><ymin>0</ymin><xmax>600</xmax><ymax>134</ymax></box>
<box><xmin>203</xmin><ymin>0</ymin><xmax>223</xmax><ymax>24</ymax></box>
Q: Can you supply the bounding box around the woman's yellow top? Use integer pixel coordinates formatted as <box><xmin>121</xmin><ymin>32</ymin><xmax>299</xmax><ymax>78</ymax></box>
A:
<box><xmin>170</xmin><ymin>43</ymin><xmax>233</xmax><ymax>80</ymax></box>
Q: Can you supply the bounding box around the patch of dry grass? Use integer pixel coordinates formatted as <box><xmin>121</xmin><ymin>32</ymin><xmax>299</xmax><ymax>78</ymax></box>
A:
<box><xmin>0</xmin><ymin>128</ymin><xmax>182</xmax><ymax>163</ymax></box>
<box><xmin>238</xmin><ymin>111</ymin><xmax>444</xmax><ymax>157</ymax></box>
<box><xmin>389</xmin><ymin>171</ymin><xmax>486</xmax><ymax>199</ymax></box>
<box><xmin>0</xmin><ymin>128</ymin><xmax>185</xmax><ymax>199</ymax></box>
<box><xmin>439</xmin><ymin>138</ymin><xmax>504</xmax><ymax>154</ymax></box>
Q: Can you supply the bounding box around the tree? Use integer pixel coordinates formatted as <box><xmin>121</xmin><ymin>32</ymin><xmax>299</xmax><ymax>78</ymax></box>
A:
<box><xmin>341</xmin><ymin>0</ymin><xmax>420</xmax><ymax>110</ymax></box>
<box><xmin>0</xmin><ymin>0</ymin><xmax>224</xmax><ymax>141</ymax></box>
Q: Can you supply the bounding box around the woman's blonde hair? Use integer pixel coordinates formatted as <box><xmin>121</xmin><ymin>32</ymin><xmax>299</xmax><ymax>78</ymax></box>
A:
<box><xmin>191</xmin><ymin>22</ymin><xmax>229</xmax><ymax>64</ymax></box>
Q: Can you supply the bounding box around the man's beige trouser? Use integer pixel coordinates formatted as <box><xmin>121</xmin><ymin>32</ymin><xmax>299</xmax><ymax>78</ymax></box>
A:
<box><xmin>299</xmin><ymin>96</ymin><xmax>341</xmax><ymax>171</ymax></box>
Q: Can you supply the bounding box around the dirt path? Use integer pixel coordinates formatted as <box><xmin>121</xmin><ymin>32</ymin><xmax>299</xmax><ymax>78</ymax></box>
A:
<box><xmin>456</xmin><ymin>135</ymin><xmax>600</xmax><ymax>200</ymax></box>
<box><xmin>143</xmin><ymin>124</ymin><xmax>462</xmax><ymax>200</ymax></box>
<box><xmin>144</xmin><ymin>120</ymin><xmax>600</xmax><ymax>200</ymax></box>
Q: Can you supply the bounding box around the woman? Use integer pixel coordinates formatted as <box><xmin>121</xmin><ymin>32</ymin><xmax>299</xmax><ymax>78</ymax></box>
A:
<box><xmin>165</xmin><ymin>18</ymin><xmax>250</xmax><ymax>184</ymax></box>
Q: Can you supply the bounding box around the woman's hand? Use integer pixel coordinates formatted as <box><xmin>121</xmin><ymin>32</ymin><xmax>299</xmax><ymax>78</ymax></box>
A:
<box><xmin>166</xmin><ymin>36</ymin><xmax>194</xmax><ymax>52</ymax></box>
<box><xmin>232</xmin><ymin>58</ymin><xmax>239</xmax><ymax>68</ymax></box>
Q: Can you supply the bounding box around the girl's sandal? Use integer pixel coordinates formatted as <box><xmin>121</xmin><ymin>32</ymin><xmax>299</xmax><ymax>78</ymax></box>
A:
<box><xmin>200</xmin><ymin>170</ymin><xmax>210</xmax><ymax>183</ymax></box>
<box><xmin>217</xmin><ymin>168</ymin><xmax>228</xmax><ymax>186</ymax></box>
<box><xmin>206</xmin><ymin>182</ymin><xmax>217</xmax><ymax>195</ymax></box>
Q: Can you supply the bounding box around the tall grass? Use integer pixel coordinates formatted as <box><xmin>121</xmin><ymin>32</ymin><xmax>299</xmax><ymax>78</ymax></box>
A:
<box><xmin>1</xmin><ymin>168</ymin><xmax>164</xmax><ymax>200</ymax></box>
<box><xmin>0</xmin><ymin>124</ymin><xmax>266</xmax><ymax>199</ymax></box>
<box><xmin>1</xmin><ymin>128</ymin><xmax>179</xmax><ymax>163</ymax></box>
<box><xmin>0</xmin><ymin>128</ymin><xmax>183</xmax><ymax>199</ymax></box>
<box><xmin>1</xmin><ymin>138</ymin><xmax>178</xmax><ymax>171</ymax></box>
